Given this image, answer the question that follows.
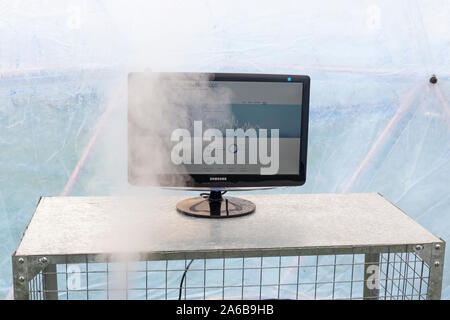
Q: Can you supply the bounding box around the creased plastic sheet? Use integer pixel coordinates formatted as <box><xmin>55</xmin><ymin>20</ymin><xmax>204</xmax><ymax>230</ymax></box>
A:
<box><xmin>0</xmin><ymin>0</ymin><xmax>449</xmax><ymax>299</ymax></box>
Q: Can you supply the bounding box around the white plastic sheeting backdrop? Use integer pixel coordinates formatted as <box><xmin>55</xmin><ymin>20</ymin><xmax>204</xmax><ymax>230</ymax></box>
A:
<box><xmin>0</xmin><ymin>0</ymin><xmax>449</xmax><ymax>299</ymax></box>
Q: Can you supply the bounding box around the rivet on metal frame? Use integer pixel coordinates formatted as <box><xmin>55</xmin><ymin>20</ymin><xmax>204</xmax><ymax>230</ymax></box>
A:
<box><xmin>434</xmin><ymin>261</ymin><xmax>440</xmax><ymax>267</ymax></box>
<box><xmin>18</xmin><ymin>258</ymin><xmax>24</xmax><ymax>264</ymax></box>
<box><xmin>18</xmin><ymin>276</ymin><xmax>25</xmax><ymax>282</ymax></box>
<box><xmin>40</xmin><ymin>257</ymin><xmax>48</xmax><ymax>264</ymax></box>
<box><xmin>435</xmin><ymin>244</ymin><xmax>441</xmax><ymax>250</ymax></box>
<box><xmin>415</xmin><ymin>245</ymin><xmax>423</xmax><ymax>251</ymax></box>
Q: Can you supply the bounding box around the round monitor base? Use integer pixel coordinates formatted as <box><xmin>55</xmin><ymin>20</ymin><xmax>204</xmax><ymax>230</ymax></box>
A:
<box><xmin>176</xmin><ymin>196</ymin><xmax>255</xmax><ymax>218</ymax></box>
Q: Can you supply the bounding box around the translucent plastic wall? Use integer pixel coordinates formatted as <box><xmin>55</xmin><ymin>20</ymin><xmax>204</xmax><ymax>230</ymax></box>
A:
<box><xmin>1</xmin><ymin>0</ymin><xmax>449</xmax><ymax>299</ymax></box>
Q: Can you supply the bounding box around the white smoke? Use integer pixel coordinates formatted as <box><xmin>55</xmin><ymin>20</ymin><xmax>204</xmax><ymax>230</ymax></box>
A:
<box><xmin>81</xmin><ymin>9</ymin><xmax>235</xmax><ymax>296</ymax></box>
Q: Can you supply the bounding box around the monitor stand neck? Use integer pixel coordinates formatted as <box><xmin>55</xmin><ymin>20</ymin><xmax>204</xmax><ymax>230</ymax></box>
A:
<box><xmin>207</xmin><ymin>190</ymin><xmax>225</xmax><ymax>217</ymax></box>
<box><xmin>176</xmin><ymin>190</ymin><xmax>255</xmax><ymax>219</ymax></box>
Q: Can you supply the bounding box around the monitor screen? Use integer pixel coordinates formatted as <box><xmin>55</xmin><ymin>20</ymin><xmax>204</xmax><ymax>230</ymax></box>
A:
<box><xmin>128</xmin><ymin>72</ymin><xmax>310</xmax><ymax>189</ymax></box>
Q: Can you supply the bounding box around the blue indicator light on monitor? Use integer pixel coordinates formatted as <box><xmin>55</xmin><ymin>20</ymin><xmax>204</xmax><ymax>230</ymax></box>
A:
<box><xmin>287</xmin><ymin>77</ymin><xmax>292</xmax><ymax>82</ymax></box>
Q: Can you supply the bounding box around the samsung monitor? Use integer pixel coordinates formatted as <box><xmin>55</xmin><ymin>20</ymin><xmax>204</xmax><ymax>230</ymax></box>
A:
<box><xmin>128</xmin><ymin>72</ymin><xmax>310</xmax><ymax>218</ymax></box>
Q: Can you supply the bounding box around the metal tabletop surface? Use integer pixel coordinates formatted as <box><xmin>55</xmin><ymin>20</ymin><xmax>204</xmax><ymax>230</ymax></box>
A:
<box><xmin>15</xmin><ymin>193</ymin><xmax>441</xmax><ymax>257</ymax></box>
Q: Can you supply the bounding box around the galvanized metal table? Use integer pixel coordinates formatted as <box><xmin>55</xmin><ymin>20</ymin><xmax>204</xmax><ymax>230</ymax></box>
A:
<box><xmin>12</xmin><ymin>193</ymin><xmax>445</xmax><ymax>300</ymax></box>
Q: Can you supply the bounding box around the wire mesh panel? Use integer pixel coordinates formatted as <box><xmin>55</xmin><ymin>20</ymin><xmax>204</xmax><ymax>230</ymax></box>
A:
<box><xmin>379</xmin><ymin>252</ymin><xmax>429</xmax><ymax>300</ymax></box>
<box><xmin>24</xmin><ymin>250</ymin><xmax>432</xmax><ymax>300</ymax></box>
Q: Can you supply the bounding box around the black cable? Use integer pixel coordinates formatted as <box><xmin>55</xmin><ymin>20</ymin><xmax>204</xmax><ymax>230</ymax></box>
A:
<box><xmin>178</xmin><ymin>259</ymin><xmax>194</xmax><ymax>300</ymax></box>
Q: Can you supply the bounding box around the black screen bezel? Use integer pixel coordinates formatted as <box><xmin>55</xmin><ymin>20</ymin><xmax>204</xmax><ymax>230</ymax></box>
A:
<box><xmin>128</xmin><ymin>72</ymin><xmax>310</xmax><ymax>189</ymax></box>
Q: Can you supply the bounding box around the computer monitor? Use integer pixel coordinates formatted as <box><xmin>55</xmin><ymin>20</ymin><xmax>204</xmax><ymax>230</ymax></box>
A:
<box><xmin>128</xmin><ymin>72</ymin><xmax>310</xmax><ymax>218</ymax></box>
